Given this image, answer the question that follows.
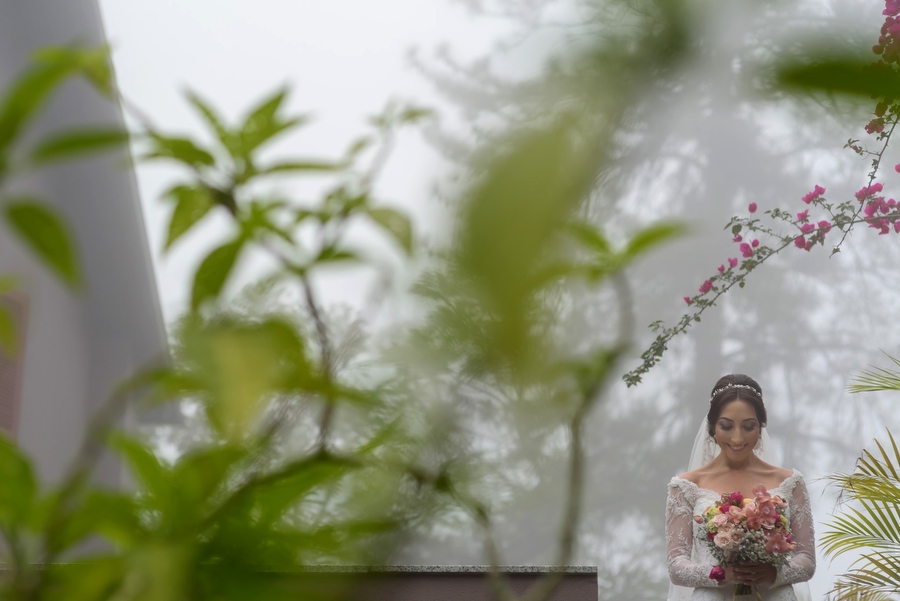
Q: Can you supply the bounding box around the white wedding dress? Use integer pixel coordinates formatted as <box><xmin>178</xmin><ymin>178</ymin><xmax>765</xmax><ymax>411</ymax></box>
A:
<box><xmin>665</xmin><ymin>469</ymin><xmax>815</xmax><ymax>600</ymax></box>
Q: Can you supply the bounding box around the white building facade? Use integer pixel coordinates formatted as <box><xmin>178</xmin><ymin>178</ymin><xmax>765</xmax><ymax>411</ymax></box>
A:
<box><xmin>0</xmin><ymin>0</ymin><xmax>166</xmax><ymax>486</ymax></box>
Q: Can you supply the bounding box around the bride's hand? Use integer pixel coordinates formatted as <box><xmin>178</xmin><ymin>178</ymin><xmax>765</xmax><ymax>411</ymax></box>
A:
<box><xmin>718</xmin><ymin>566</ymin><xmax>740</xmax><ymax>585</ymax></box>
<box><xmin>732</xmin><ymin>562</ymin><xmax>777</xmax><ymax>586</ymax></box>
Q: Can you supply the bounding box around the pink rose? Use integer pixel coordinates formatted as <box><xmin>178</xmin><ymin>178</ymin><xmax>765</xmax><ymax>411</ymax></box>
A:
<box><xmin>729</xmin><ymin>492</ymin><xmax>744</xmax><ymax>504</ymax></box>
<box><xmin>712</xmin><ymin>514</ymin><xmax>729</xmax><ymax>528</ymax></box>
<box><xmin>719</xmin><ymin>504</ymin><xmax>733</xmax><ymax>513</ymax></box>
<box><xmin>709</xmin><ymin>566</ymin><xmax>726</xmax><ymax>582</ymax></box>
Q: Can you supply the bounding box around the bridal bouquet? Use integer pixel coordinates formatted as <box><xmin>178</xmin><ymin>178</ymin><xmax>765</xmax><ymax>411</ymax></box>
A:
<box><xmin>694</xmin><ymin>485</ymin><xmax>795</xmax><ymax>598</ymax></box>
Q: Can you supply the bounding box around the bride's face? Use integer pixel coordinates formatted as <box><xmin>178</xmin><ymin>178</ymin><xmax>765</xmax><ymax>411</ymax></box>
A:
<box><xmin>714</xmin><ymin>398</ymin><xmax>761</xmax><ymax>458</ymax></box>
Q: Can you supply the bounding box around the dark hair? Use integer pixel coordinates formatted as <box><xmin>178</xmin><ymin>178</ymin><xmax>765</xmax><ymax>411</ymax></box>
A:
<box><xmin>706</xmin><ymin>374</ymin><xmax>767</xmax><ymax>437</ymax></box>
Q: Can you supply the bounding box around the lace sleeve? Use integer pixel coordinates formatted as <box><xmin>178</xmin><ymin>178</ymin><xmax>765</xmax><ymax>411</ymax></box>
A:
<box><xmin>773</xmin><ymin>474</ymin><xmax>816</xmax><ymax>587</ymax></box>
<box><xmin>666</xmin><ymin>481</ymin><xmax>719</xmax><ymax>588</ymax></box>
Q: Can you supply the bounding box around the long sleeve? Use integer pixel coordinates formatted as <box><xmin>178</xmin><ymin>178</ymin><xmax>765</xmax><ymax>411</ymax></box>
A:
<box><xmin>666</xmin><ymin>481</ymin><xmax>719</xmax><ymax>588</ymax></box>
<box><xmin>773</xmin><ymin>475</ymin><xmax>816</xmax><ymax>587</ymax></box>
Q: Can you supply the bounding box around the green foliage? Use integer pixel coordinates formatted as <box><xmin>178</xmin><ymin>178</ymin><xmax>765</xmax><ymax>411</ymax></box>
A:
<box><xmin>848</xmin><ymin>353</ymin><xmax>900</xmax><ymax>394</ymax></box>
<box><xmin>823</xmin><ymin>430</ymin><xmax>900</xmax><ymax>599</ymax></box>
<box><xmin>0</xmin><ymin>28</ymin><xmax>692</xmax><ymax>600</ymax></box>
<box><xmin>3</xmin><ymin>199</ymin><xmax>82</xmax><ymax>289</ymax></box>
<box><xmin>823</xmin><ymin>360</ymin><xmax>900</xmax><ymax>599</ymax></box>
<box><xmin>30</xmin><ymin>128</ymin><xmax>129</xmax><ymax>165</ymax></box>
<box><xmin>776</xmin><ymin>57</ymin><xmax>900</xmax><ymax>100</ymax></box>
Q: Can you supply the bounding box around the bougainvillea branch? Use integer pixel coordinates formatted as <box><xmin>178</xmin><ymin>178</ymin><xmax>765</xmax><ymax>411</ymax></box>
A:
<box><xmin>623</xmin><ymin>0</ymin><xmax>900</xmax><ymax>387</ymax></box>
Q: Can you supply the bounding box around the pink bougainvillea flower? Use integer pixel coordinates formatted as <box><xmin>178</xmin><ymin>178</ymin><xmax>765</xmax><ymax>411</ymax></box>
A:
<box><xmin>800</xmin><ymin>223</ymin><xmax>815</xmax><ymax>234</ymax></box>
<box><xmin>895</xmin><ymin>221</ymin><xmax>900</xmax><ymax>233</ymax></box>
<box><xmin>733</xmin><ymin>234</ymin><xmax>743</xmax><ymax>243</ymax></box>
<box><xmin>684</xmin><ymin>296</ymin><xmax>692</xmax><ymax>305</ymax></box>
<box><xmin>740</xmin><ymin>243</ymin><xmax>753</xmax><ymax>258</ymax></box>
<box><xmin>895</xmin><ymin>163</ymin><xmax>900</xmax><ymax>172</ymax></box>
<box><xmin>886</xmin><ymin>0</ymin><xmax>900</xmax><ymax>16</ymax></box>
<box><xmin>794</xmin><ymin>236</ymin><xmax>806</xmax><ymax>249</ymax></box>
<box><xmin>751</xmin><ymin>239</ymin><xmax>759</xmax><ymax>248</ymax></box>
<box><xmin>709</xmin><ymin>566</ymin><xmax>726</xmax><ymax>582</ymax></box>
<box><xmin>796</xmin><ymin>209</ymin><xmax>809</xmax><ymax>222</ymax></box>
<box><xmin>718</xmin><ymin>264</ymin><xmax>725</xmax><ymax>273</ymax></box>
<box><xmin>818</xmin><ymin>220</ymin><xmax>832</xmax><ymax>233</ymax></box>
<box><xmin>728</xmin><ymin>257</ymin><xmax>738</xmax><ymax>268</ymax></box>
<box><xmin>699</xmin><ymin>279</ymin><xmax>713</xmax><ymax>294</ymax></box>
<box><xmin>856</xmin><ymin>183</ymin><xmax>885</xmax><ymax>201</ymax></box>
<box><xmin>748</xmin><ymin>202</ymin><xmax>757</xmax><ymax>213</ymax></box>
<box><xmin>801</xmin><ymin>185</ymin><xmax>825</xmax><ymax>204</ymax></box>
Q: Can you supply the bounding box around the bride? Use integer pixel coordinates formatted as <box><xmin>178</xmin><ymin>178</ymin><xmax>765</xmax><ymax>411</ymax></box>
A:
<box><xmin>665</xmin><ymin>374</ymin><xmax>815</xmax><ymax>601</ymax></box>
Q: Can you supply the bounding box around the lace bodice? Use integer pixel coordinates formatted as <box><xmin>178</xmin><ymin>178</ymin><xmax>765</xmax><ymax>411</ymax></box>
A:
<box><xmin>665</xmin><ymin>469</ymin><xmax>815</xmax><ymax>601</ymax></box>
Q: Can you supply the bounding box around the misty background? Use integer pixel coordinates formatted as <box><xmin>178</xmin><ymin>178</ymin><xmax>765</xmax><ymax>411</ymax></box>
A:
<box><xmin>96</xmin><ymin>1</ymin><xmax>900</xmax><ymax>599</ymax></box>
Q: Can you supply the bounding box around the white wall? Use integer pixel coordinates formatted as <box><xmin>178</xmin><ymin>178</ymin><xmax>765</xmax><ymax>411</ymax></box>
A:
<box><xmin>0</xmin><ymin>0</ymin><xmax>166</xmax><ymax>486</ymax></box>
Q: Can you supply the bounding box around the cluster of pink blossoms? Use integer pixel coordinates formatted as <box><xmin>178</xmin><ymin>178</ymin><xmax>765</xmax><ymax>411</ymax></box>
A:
<box><xmin>792</xmin><ymin>191</ymin><xmax>832</xmax><ymax>251</ymax></box>
<box><xmin>874</xmin><ymin>0</ymin><xmax>900</xmax><ymax>63</ymax></box>
<box><xmin>856</xmin><ymin>181</ymin><xmax>900</xmax><ymax>234</ymax></box>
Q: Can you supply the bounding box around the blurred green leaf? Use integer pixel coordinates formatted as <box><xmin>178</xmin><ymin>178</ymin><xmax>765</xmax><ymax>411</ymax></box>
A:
<box><xmin>0</xmin><ymin>434</ymin><xmax>36</xmax><ymax>530</ymax></box>
<box><xmin>109</xmin><ymin>434</ymin><xmax>171</xmax><ymax>503</ymax></box>
<box><xmin>0</xmin><ymin>304</ymin><xmax>16</xmax><ymax>357</ymax></box>
<box><xmin>186</xmin><ymin>90</ymin><xmax>235</xmax><ymax>153</ymax></box>
<box><xmin>776</xmin><ymin>57</ymin><xmax>900</xmax><ymax>99</ymax></box>
<box><xmin>399</xmin><ymin>106</ymin><xmax>434</xmax><ymax>124</ymax></box>
<box><xmin>623</xmin><ymin>221</ymin><xmax>686</xmax><ymax>260</ymax></box>
<box><xmin>180</xmin><ymin>317</ymin><xmax>309</xmax><ymax>440</ymax></box>
<box><xmin>164</xmin><ymin>185</ymin><xmax>216</xmax><ymax>251</ymax></box>
<box><xmin>190</xmin><ymin>239</ymin><xmax>244</xmax><ymax>311</ymax></box>
<box><xmin>568</xmin><ymin>222</ymin><xmax>611</xmax><ymax>254</ymax></box>
<box><xmin>118</xmin><ymin>541</ymin><xmax>194</xmax><ymax>601</ymax></box>
<box><xmin>40</xmin><ymin>558</ymin><xmax>125</xmax><ymax>601</ymax></box>
<box><xmin>171</xmin><ymin>445</ymin><xmax>244</xmax><ymax>511</ymax></box>
<box><xmin>456</xmin><ymin>116</ymin><xmax>596</xmax><ymax>366</ymax></box>
<box><xmin>48</xmin><ymin>491</ymin><xmax>141</xmax><ymax>553</ymax></box>
<box><xmin>257</xmin><ymin>160</ymin><xmax>341</xmax><ymax>175</ymax></box>
<box><xmin>0</xmin><ymin>54</ymin><xmax>80</xmax><ymax>154</ymax></box>
<box><xmin>315</xmin><ymin>247</ymin><xmax>361</xmax><ymax>265</ymax></box>
<box><xmin>238</xmin><ymin>87</ymin><xmax>306</xmax><ymax>156</ymax></box>
<box><xmin>0</xmin><ymin>276</ymin><xmax>18</xmax><ymax>295</ymax></box>
<box><xmin>30</xmin><ymin>128</ymin><xmax>129</xmax><ymax>165</ymax></box>
<box><xmin>34</xmin><ymin>45</ymin><xmax>115</xmax><ymax>97</ymax></box>
<box><xmin>4</xmin><ymin>199</ymin><xmax>82</xmax><ymax>289</ymax></box>
<box><xmin>145</xmin><ymin>134</ymin><xmax>216</xmax><ymax>168</ymax></box>
<box><xmin>366</xmin><ymin>207</ymin><xmax>413</xmax><ymax>255</ymax></box>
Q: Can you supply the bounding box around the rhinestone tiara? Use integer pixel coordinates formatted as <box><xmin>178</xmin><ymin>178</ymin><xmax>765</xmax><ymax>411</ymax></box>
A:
<box><xmin>709</xmin><ymin>383</ymin><xmax>761</xmax><ymax>403</ymax></box>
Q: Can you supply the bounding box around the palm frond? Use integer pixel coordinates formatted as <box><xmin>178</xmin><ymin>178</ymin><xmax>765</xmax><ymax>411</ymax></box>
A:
<box><xmin>825</xmin><ymin>430</ymin><xmax>900</xmax><ymax>598</ymax></box>
<box><xmin>828</xmin><ymin>580</ymin><xmax>897</xmax><ymax>600</ymax></box>
<box><xmin>848</xmin><ymin>353</ymin><xmax>900</xmax><ymax>394</ymax></box>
